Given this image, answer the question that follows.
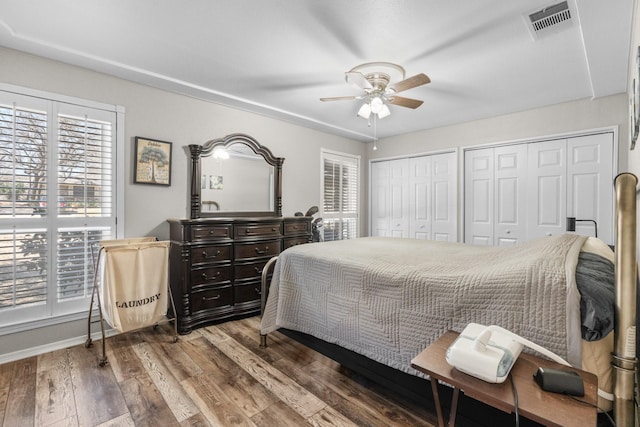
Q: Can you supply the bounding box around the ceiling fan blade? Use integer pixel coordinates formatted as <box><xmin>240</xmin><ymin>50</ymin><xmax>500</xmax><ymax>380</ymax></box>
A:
<box><xmin>387</xmin><ymin>73</ymin><xmax>431</xmax><ymax>94</ymax></box>
<box><xmin>345</xmin><ymin>71</ymin><xmax>372</xmax><ymax>90</ymax></box>
<box><xmin>320</xmin><ymin>96</ymin><xmax>360</xmax><ymax>102</ymax></box>
<box><xmin>388</xmin><ymin>96</ymin><xmax>424</xmax><ymax>109</ymax></box>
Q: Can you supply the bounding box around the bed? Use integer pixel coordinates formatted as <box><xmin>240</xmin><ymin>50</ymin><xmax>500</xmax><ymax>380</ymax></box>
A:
<box><xmin>259</xmin><ymin>173</ymin><xmax>638</xmax><ymax>425</ymax></box>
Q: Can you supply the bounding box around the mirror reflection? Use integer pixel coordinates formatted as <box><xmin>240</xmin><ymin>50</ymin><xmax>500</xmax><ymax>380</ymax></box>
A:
<box><xmin>189</xmin><ymin>133</ymin><xmax>283</xmax><ymax>218</ymax></box>
<box><xmin>200</xmin><ymin>146</ymin><xmax>274</xmax><ymax>212</ymax></box>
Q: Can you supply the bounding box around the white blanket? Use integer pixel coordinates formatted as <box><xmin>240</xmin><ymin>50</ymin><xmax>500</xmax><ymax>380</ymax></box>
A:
<box><xmin>261</xmin><ymin>234</ymin><xmax>587</xmax><ymax>375</ymax></box>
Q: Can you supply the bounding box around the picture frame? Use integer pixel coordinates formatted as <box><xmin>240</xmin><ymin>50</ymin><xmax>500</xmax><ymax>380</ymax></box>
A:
<box><xmin>209</xmin><ymin>175</ymin><xmax>223</xmax><ymax>190</ymax></box>
<box><xmin>134</xmin><ymin>137</ymin><xmax>172</xmax><ymax>186</ymax></box>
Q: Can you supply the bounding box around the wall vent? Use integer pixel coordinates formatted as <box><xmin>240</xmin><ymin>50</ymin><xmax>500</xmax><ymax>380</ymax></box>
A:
<box><xmin>525</xmin><ymin>1</ymin><xmax>573</xmax><ymax>40</ymax></box>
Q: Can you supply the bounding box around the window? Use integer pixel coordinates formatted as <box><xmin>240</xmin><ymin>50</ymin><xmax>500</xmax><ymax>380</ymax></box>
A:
<box><xmin>321</xmin><ymin>150</ymin><xmax>359</xmax><ymax>241</ymax></box>
<box><xmin>0</xmin><ymin>85</ymin><xmax>123</xmax><ymax>330</ymax></box>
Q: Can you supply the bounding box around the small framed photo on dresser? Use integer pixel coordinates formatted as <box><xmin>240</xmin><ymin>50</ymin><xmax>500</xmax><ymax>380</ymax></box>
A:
<box><xmin>134</xmin><ymin>136</ymin><xmax>172</xmax><ymax>186</ymax></box>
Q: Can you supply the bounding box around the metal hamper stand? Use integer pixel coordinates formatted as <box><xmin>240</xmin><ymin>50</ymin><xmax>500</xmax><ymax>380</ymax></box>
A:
<box><xmin>85</xmin><ymin>237</ymin><xmax>178</xmax><ymax>367</ymax></box>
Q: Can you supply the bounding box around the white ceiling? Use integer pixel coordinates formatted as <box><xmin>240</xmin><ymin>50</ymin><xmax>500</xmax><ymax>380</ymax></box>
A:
<box><xmin>0</xmin><ymin>0</ymin><xmax>633</xmax><ymax>142</ymax></box>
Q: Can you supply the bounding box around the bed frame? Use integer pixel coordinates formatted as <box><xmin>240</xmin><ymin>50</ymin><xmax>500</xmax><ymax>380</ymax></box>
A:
<box><xmin>612</xmin><ymin>173</ymin><xmax>638</xmax><ymax>427</ymax></box>
<box><xmin>260</xmin><ymin>172</ymin><xmax>639</xmax><ymax>426</ymax></box>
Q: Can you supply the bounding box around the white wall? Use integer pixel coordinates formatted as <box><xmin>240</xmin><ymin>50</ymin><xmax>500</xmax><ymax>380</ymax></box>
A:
<box><xmin>370</xmin><ymin>94</ymin><xmax>628</xmax><ymax>166</ymax></box>
<box><xmin>0</xmin><ymin>46</ymin><xmax>367</xmax><ymax>360</ymax></box>
<box><xmin>0</xmin><ymin>47</ymin><xmax>368</xmax><ymax>240</ymax></box>
<box><xmin>628</xmin><ymin>1</ymin><xmax>640</xmax><ymax>256</ymax></box>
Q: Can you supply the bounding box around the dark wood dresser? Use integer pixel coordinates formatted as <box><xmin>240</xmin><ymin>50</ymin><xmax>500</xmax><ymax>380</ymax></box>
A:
<box><xmin>168</xmin><ymin>216</ymin><xmax>311</xmax><ymax>334</ymax></box>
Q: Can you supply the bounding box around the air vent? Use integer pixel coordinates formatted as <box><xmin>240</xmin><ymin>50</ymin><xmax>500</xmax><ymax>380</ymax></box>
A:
<box><xmin>525</xmin><ymin>1</ymin><xmax>573</xmax><ymax>40</ymax></box>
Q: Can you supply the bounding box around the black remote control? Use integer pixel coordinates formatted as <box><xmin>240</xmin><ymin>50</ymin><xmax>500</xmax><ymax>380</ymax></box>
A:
<box><xmin>533</xmin><ymin>367</ymin><xmax>585</xmax><ymax>396</ymax></box>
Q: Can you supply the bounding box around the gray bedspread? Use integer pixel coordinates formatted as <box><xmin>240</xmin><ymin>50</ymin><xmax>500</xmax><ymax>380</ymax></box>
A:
<box><xmin>261</xmin><ymin>234</ymin><xmax>587</xmax><ymax>375</ymax></box>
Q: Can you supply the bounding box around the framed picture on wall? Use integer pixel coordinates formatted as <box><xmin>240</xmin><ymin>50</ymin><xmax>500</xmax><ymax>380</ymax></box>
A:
<box><xmin>134</xmin><ymin>137</ymin><xmax>172</xmax><ymax>185</ymax></box>
<box><xmin>209</xmin><ymin>175</ymin><xmax>223</xmax><ymax>190</ymax></box>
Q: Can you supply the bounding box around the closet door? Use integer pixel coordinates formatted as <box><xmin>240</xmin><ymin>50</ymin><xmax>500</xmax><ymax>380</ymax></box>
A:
<box><xmin>493</xmin><ymin>145</ymin><xmax>527</xmax><ymax>246</ymax></box>
<box><xmin>566</xmin><ymin>133</ymin><xmax>614</xmax><ymax>243</ymax></box>
<box><xmin>431</xmin><ymin>152</ymin><xmax>457</xmax><ymax>241</ymax></box>
<box><xmin>388</xmin><ymin>158</ymin><xmax>410</xmax><ymax>237</ymax></box>
<box><xmin>372</xmin><ymin>153</ymin><xmax>457</xmax><ymax>240</ymax></box>
<box><xmin>370</xmin><ymin>159</ymin><xmax>409</xmax><ymax>237</ymax></box>
<box><xmin>409</xmin><ymin>156</ymin><xmax>432</xmax><ymax>239</ymax></box>
<box><xmin>464</xmin><ymin>148</ymin><xmax>494</xmax><ymax>245</ymax></box>
<box><xmin>370</xmin><ymin>161</ymin><xmax>391</xmax><ymax>236</ymax></box>
<box><xmin>526</xmin><ymin>140</ymin><xmax>567</xmax><ymax>240</ymax></box>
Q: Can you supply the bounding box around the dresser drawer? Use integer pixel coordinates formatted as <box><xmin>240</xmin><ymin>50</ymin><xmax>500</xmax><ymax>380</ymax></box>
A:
<box><xmin>234</xmin><ymin>282</ymin><xmax>262</xmax><ymax>304</ymax></box>
<box><xmin>190</xmin><ymin>244</ymin><xmax>232</xmax><ymax>264</ymax></box>
<box><xmin>191</xmin><ymin>286</ymin><xmax>232</xmax><ymax>312</ymax></box>
<box><xmin>191</xmin><ymin>225</ymin><xmax>232</xmax><ymax>240</ymax></box>
<box><xmin>284</xmin><ymin>236</ymin><xmax>310</xmax><ymax>249</ymax></box>
<box><xmin>235</xmin><ymin>239</ymin><xmax>282</xmax><ymax>260</ymax></box>
<box><xmin>235</xmin><ymin>222</ymin><xmax>282</xmax><ymax>239</ymax></box>
<box><xmin>234</xmin><ymin>259</ymin><xmax>271</xmax><ymax>281</ymax></box>
<box><xmin>191</xmin><ymin>265</ymin><xmax>232</xmax><ymax>287</ymax></box>
<box><xmin>284</xmin><ymin>220</ymin><xmax>311</xmax><ymax>235</ymax></box>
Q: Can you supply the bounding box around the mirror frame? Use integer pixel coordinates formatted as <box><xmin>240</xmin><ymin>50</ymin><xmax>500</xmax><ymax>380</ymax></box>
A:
<box><xmin>189</xmin><ymin>133</ymin><xmax>284</xmax><ymax>219</ymax></box>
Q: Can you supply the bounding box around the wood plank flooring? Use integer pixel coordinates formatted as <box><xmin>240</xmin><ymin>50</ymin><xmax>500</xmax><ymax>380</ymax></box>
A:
<box><xmin>0</xmin><ymin>316</ymin><xmax>437</xmax><ymax>427</ymax></box>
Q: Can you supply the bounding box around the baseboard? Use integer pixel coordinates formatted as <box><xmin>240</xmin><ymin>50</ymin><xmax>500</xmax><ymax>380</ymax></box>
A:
<box><xmin>0</xmin><ymin>329</ymin><xmax>117</xmax><ymax>364</ymax></box>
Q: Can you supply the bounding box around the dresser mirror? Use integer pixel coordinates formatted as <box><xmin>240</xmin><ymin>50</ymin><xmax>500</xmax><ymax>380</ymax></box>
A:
<box><xmin>189</xmin><ymin>133</ymin><xmax>283</xmax><ymax>218</ymax></box>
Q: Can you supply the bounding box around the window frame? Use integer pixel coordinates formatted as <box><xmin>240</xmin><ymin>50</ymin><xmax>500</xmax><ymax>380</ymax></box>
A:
<box><xmin>320</xmin><ymin>148</ymin><xmax>360</xmax><ymax>241</ymax></box>
<box><xmin>0</xmin><ymin>83</ymin><xmax>125</xmax><ymax>336</ymax></box>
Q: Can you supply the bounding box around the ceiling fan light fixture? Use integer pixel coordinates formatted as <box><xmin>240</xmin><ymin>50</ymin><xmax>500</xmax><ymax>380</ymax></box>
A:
<box><xmin>357</xmin><ymin>102</ymin><xmax>372</xmax><ymax>119</ymax></box>
<box><xmin>377</xmin><ymin>104</ymin><xmax>391</xmax><ymax>119</ymax></box>
<box><xmin>370</xmin><ymin>96</ymin><xmax>384</xmax><ymax>114</ymax></box>
<box><xmin>212</xmin><ymin>148</ymin><xmax>229</xmax><ymax>160</ymax></box>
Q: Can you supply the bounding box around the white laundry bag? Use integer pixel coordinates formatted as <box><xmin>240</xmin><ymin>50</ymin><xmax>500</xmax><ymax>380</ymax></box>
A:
<box><xmin>99</xmin><ymin>239</ymin><xmax>170</xmax><ymax>333</ymax></box>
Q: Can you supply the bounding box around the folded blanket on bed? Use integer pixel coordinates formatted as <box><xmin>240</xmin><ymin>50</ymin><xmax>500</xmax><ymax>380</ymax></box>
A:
<box><xmin>576</xmin><ymin>252</ymin><xmax>615</xmax><ymax>341</ymax></box>
<box><xmin>261</xmin><ymin>234</ymin><xmax>587</xmax><ymax>375</ymax></box>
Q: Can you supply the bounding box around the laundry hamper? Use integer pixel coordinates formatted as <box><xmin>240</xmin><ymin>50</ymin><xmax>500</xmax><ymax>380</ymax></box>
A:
<box><xmin>85</xmin><ymin>237</ymin><xmax>177</xmax><ymax>366</ymax></box>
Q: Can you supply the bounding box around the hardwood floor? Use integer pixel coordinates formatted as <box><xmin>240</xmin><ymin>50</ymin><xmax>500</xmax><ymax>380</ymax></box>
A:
<box><xmin>0</xmin><ymin>316</ymin><xmax>437</xmax><ymax>427</ymax></box>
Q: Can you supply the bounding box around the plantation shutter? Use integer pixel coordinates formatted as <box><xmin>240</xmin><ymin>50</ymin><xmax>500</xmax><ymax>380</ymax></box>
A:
<box><xmin>55</xmin><ymin>105</ymin><xmax>115</xmax><ymax>305</ymax></box>
<box><xmin>322</xmin><ymin>151</ymin><xmax>359</xmax><ymax>241</ymax></box>
<box><xmin>0</xmin><ymin>88</ymin><xmax>119</xmax><ymax>324</ymax></box>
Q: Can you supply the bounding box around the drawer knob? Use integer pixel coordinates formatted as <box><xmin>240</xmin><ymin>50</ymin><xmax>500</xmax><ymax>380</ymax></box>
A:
<box><xmin>202</xmin><ymin>294</ymin><xmax>221</xmax><ymax>301</ymax></box>
<box><xmin>202</xmin><ymin>271</ymin><xmax>221</xmax><ymax>280</ymax></box>
<box><xmin>255</xmin><ymin>246</ymin><xmax>268</xmax><ymax>255</ymax></box>
<box><xmin>209</xmin><ymin>230</ymin><xmax>215</xmax><ymax>235</ymax></box>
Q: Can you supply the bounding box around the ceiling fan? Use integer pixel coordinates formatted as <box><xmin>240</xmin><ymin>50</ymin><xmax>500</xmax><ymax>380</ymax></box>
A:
<box><xmin>320</xmin><ymin>62</ymin><xmax>430</xmax><ymax>120</ymax></box>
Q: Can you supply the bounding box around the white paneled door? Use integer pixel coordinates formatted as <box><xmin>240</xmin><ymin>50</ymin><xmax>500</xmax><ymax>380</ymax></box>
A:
<box><xmin>371</xmin><ymin>158</ymin><xmax>409</xmax><ymax>237</ymax></box>
<box><xmin>409</xmin><ymin>156</ymin><xmax>432</xmax><ymax>239</ymax></box>
<box><xmin>494</xmin><ymin>144</ymin><xmax>528</xmax><ymax>246</ymax></box>
<box><xmin>430</xmin><ymin>153</ymin><xmax>457</xmax><ymax>241</ymax></box>
<box><xmin>389</xmin><ymin>158</ymin><xmax>410</xmax><ymax>237</ymax></box>
<box><xmin>566</xmin><ymin>133</ymin><xmax>614</xmax><ymax>243</ymax></box>
<box><xmin>371</xmin><ymin>152</ymin><xmax>457</xmax><ymax>241</ymax></box>
<box><xmin>371</xmin><ymin>160</ymin><xmax>391</xmax><ymax>237</ymax></box>
<box><xmin>464</xmin><ymin>148</ymin><xmax>495</xmax><ymax>246</ymax></box>
<box><xmin>465</xmin><ymin>131</ymin><xmax>615</xmax><ymax>246</ymax></box>
<box><xmin>526</xmin><ymin>140</ymin><xmax>567</xmax><ymax>240</ymax></box>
